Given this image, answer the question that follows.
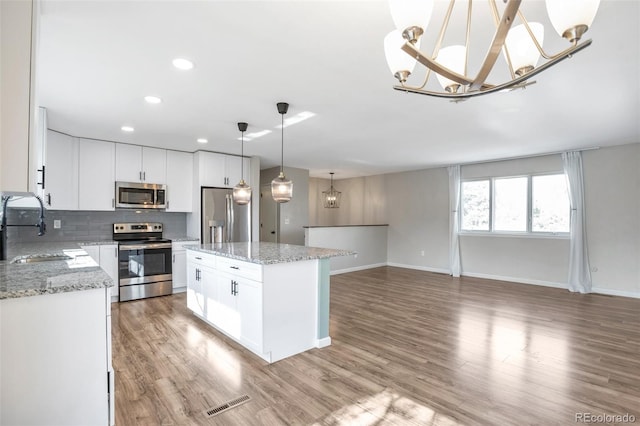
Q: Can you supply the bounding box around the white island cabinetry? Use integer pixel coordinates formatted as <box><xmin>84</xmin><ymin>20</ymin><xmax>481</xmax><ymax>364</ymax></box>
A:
<box><xmin>186</xmin><ymin>243</ymin><xmax>352</xmax><ymax>363</ymax></box>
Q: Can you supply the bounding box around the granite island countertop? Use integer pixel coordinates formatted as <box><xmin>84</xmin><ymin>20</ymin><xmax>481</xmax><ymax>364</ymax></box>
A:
<box><xmin>0</xmin><ymin>242</ymin><xmax>113</xmax><ymax>300</ymax></box>
<box><xmin>185</xmin><ymin>242</ymin><xmax>355</xmax><ymax>265</ymax></box>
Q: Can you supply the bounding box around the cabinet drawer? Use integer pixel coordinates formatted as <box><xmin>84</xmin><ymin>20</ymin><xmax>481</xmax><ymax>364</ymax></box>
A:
<box><xmin>187</xmin><ymin>250</ymin><xmax>217</xmax><ymax>266</ymax></box>
<box><xmin>216</xmin><ymin>256</ymin><xmax>262</xmax><ymax>282</ymax></box>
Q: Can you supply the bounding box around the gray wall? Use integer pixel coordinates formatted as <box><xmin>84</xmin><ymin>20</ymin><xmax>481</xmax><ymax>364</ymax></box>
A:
<box><xmin>306</xmin><ymin>143</ymin><xmax>640</xmax><ymax>297</ymax></box>
<box><xmin>261</xmin><ymin>166</ymin><xmax>309</xmax><ymax>245</ymax></box>
<box><xmin>4</xmin><ymin>209</ymin><xmax>187</xmax><ymax>242</ymax></box>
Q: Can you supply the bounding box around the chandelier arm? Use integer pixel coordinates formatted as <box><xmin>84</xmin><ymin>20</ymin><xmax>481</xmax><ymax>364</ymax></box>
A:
<box><xmin>489</xmin><ymin>0</ymin><xmax>517</xmax><ymax>80</ymax></box>
<box><xmin>464</xmin><ymin>0</ymin><xmax>472</xmax><ymax>80</ymax></box>
<box><xmin>469</xmin><ymin>0</ymin><xmax>521</xmax><ymax>91</ymax></box>
<box><xmin>515</xmin><ymin>10</ymin><xmax>556</xmax><ymax>61</ymax></box>
<box><xmin>393</xmin><ymin>38</ymin><xmax>591</xmax><ymax>99</ymax></box>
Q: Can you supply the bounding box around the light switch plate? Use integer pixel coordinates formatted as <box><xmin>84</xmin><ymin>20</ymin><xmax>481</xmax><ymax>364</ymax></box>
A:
<box><xmin>54</xmin><ymin>220</ymin><xmax>61</xmax><ymax>229</ymax></box>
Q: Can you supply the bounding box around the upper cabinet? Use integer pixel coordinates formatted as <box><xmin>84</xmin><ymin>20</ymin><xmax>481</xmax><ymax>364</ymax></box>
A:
<box><xmin>78</xmin><ymin>138</ymin><xmax>115</xmax><ymax>211</ymax></box>
<box><xmin>115</xmin><ymin>144</ymin><xmax>166</xmax><ymax>184</ymax></box>
<box><xmin>43</xmin><ymin>130</ymin><xmax>79</xmax><ymax>210</ymax></box>
<box><xmin>198</xmin><ymin>151</ymin><xmax>250</xmax><ymax>188</ymax></box>
<box><xmin>166</xmin><ymin>150</ymin><xmax>193</xmax><ymax>212</ymax></box>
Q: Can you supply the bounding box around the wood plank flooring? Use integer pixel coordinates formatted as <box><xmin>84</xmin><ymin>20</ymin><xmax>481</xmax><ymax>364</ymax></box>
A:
<box><xmin>112</xmin><ymin>267</ymin><xmax>640</xmax><ymax>425</ymax></box>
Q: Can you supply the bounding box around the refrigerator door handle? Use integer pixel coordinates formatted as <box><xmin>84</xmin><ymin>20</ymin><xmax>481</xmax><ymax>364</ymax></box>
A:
<box><xmin>229</xmin><ymin>197</ymin><xmax>235</xmax><ymax>243</ymax></box>
<box><xmin>225</xmin><ymin>194</ymin><xmax>231</xmax><ymax>243</ymax></box>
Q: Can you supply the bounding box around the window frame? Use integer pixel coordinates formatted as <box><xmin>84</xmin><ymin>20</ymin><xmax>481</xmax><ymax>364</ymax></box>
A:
<box><xmin>459</xmin><ymin>172</ymin><xmax>570</xmax><ymax>238</ymax></box>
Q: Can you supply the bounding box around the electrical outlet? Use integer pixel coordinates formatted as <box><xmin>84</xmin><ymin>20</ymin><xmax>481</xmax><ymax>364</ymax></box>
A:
<box><xmin>420</xmin><ymin>250</ymin><xmax>425</xmax><ymax>256</ymax></box>
<box><xmin>284</xmin><ymin>217</ymin><xmax>290</xmax><ymax>225</ymax></box>
<box><xmin>54</xmin><ymin>220</ymin><xmax>61</xmax><ymax>229</ymax></box>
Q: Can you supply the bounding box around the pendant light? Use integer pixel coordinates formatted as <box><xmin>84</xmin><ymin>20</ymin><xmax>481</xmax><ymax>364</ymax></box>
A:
<box><xmin>271</xmin><ymin>102</ymin><xmax>293</xmax><ymax>203</ymax></box>
<box><xmin>232</xmin><ymin>122</ymin><xmax>251</xmax><ymax>205</ymax></box>
<box><xmin>322</xmin><ymin>172</ymin><xmax>341</xmax><ymax>208</ymax></box>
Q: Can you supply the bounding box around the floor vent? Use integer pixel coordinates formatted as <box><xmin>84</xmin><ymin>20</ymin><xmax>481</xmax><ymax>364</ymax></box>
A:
<box><xmin>204</xmin><ymin>394</ymin><xmax>251</xmax><ymax>417</ymax></box>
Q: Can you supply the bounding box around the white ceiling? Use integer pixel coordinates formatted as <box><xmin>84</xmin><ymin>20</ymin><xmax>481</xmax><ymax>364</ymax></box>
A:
<box><xmin>37</xmin><ymin>0</ymin><xmax>640</xmax><ymax>179</ymax></box>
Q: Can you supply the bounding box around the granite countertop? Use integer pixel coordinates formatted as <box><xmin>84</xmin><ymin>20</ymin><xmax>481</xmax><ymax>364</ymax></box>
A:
<box><xmin>1</xmin><ymin>242</ymin><xmax>113</xmax><ymax>300</ymax></box>
<box><xmin>185</xmin><ymin>242</ymin><xmax>355</xmax><ymax>265</ymax></box>
<box><xmin>170</xmin><ymin>237</ymin><xmax>200</xmax><ymax>242</ymax></box>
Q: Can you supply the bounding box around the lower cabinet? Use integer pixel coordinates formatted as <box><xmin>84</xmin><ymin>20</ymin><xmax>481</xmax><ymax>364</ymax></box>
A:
<box><xmin>172</xmin><ymin>241</ymin><xmax>198</xmax><ymax>291</ymax></box>
<box><xmin>0</xmin><ymin>288</ymin><xmax>114</xmax><ymax>425</ymax></box>
<box><xmin>186</xmin><ymin>250</ymin><xmax>319</xmax><ymax>363</ymax></box>
<box><xmin>81</xmin><ymin>244</ymin><xmax>119</xmax><ymax>299</ymax></box>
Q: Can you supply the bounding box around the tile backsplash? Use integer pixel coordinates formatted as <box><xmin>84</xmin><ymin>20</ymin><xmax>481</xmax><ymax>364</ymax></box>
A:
<box><xmin>4</xmin><ymin>208</ymin><xmax>188</xmax><ymax>242</ymax></box>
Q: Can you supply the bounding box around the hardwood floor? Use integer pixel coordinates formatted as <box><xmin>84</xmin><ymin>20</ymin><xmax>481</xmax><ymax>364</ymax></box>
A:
<box><xmin>112</xmin><ymin>267</ymin><xmax>640</xmax><ymax>425</ymax></box>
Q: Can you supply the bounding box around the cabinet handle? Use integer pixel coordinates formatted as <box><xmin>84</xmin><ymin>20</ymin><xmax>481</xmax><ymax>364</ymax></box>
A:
<box><xmin>112</xmin><ymin>198</ymin><xmax>115</xmax><ymax>208</ymax></box>
<box><xmin>172</xmin><ymin>254</ymin><xmax>175</xmax><ymax>262</ymax></box>
<box><xmin>230</xmin><ymin>279</ymin><xmax>234</xmax><ymax>295</ymax></box>
<box><xmin>37</xmin><ymin>165</ymin><xmax>46</xmax><ymax>189</ymax></box>
<box><xmin>46</xmin><ymin>193</ymin><xmax>51</xmax><ymax>206</ymax></box>
<box><xmin>115</xmin><ymin>247</ymin><xmax>117</xmax><ymax>257</ymax></box>
<box><xmin>234</xmin><ymin>280</ymin><xmax>238</xmax><ymax>295</ymax></box>
<box><xmin>167</xmin><ymin>200</ymin><xmax>170</xmax><ymax>210</ymax></box>
<box><xmin>230</xmin><ymin>266</ymin><xmax>239</xmax><ymax>270</ymax></box>
<box><xmin>195</xmin><ymin>257</ymin><xmax>202</xmax><ymax>260</ymax></box>
<box><xmin>143</xmin><ymin>171</ymin><xmax>146</xmax><ymax>181</ymax></box>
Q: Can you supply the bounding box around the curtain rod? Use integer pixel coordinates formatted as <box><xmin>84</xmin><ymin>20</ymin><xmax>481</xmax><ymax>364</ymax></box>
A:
<box><xmin>453</xmin><ymin>146</ymin><xmax>600</xmax><ymax>168</ymax></box>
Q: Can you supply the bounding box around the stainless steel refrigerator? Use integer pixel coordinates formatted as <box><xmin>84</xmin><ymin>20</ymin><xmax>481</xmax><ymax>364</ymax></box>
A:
<box><xmin>201</xmin><ymin>187</ymin><xmax>251</xmax><ymax>244</ymax></box>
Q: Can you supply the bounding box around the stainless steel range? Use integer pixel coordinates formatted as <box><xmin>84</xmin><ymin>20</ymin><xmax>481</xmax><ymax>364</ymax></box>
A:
<box><xmin>113</xmin><ymin>223</ymin><xmax>172</xmax><ymax>302</ymax></box>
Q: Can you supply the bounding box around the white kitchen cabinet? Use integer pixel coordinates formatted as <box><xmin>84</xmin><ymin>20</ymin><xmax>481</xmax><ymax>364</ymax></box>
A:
<box><xmin>43</xmin><ymin>130</ymin><xmax>79</xmax><ymax>210</ymax></box>
<box><xmin>80</xmin><ymin>244</ymin><xmax>119</xmax><ymax>300</ymax></box>
<box><xmin>78</xmin><ymin>138</ymin><xmax>115</xmax><ymax>211</ymax></box>
<box><xmin>171</xmin><ymin>240</ymin><xmax>198</xmax><ymax>291</ymax></box>
<box><xmin>186</xmin><ymin>251</ymin><xmax>216</xmax><ymax>317</ymax></box>
<box><xmin>198</xmin><ymin>151</ymin><xmax>248</xmax><ymax>188</ymax></box>
<box><xmin>166</xmin><ymin>151</ymin><xmax>193</xmax><ymax>212</ymax></box>
<box><xmin>99</xmin><ymin>244</ymin><xmax>119</xmax><ymax>299</ymax></box>
<box><xmin>115</xmin><ymin>144</ymin><xmax>166</xmax><ymax>184</ymax></box>
<box><xmin>0</xmin><ymin>288</ymin><xmax>113</xmax><ymax>425</ymax></box>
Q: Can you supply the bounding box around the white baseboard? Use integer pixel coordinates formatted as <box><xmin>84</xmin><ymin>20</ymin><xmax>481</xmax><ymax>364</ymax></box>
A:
<box><xmin>592</xmin><ymin>287</ymin><xmax>640</xmax><ymax>299</ymax></box>
<box><xmin>386</xmin><ymin>262</ymin><xmax>450</xmax><ymax>275</ymax></box>
<box><xmin>172</xmin><ymin>287</ymin><xmax>187</xmax><ymax>294</ymax></box>
<box><xmin>461</xmin><ymin>271</ymin><xmax>567</xmax><ymax>289</ymax></box>
<box><xmin>316</xmin><ymin>337</ymin><xmax>332</xmax><ymax>348</ymax></box>
<box><xmin>331</xmin><ymin>262</ymin><xmax>387</xmax><ymax>275</ymax></box>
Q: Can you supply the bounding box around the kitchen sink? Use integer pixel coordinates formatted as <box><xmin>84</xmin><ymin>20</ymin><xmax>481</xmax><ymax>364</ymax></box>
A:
<box><xmin>11</xmin><ymin>254</ymin><xmax>73</xmax><ymax>264</ymax></box>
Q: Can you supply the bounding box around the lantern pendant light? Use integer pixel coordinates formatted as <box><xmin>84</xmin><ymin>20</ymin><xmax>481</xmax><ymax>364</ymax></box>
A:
<box><xmin>322</xmin><ymin>172</ymin><xmax>341</xmax><ymax>208</ymax></box>
<box><xmin>232</xmin><ymin>122</ymin><xmax>251</xmax><ymax>205</ymax></box>
<box><xmin>271</xmin><ymin>102</ymin><xmax>293</xmax><ymax>203</ymax></box>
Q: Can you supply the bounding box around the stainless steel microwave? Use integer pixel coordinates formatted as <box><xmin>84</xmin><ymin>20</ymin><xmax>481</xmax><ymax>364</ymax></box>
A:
<box><xmin>115</xmin><ymin>182</ymin><xmax>167</xmax><ymax>209</ymax></box>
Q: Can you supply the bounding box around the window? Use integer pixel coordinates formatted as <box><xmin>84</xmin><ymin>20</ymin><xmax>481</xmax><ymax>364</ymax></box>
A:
<box><xmin>460</xmin><ymin>173</ymin><xmax>570</xmax><ymax>235</ymax></box>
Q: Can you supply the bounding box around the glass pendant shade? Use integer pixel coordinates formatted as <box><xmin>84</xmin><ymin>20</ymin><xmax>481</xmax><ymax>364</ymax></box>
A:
<box><xmin>388</xmin><ymin>0</ymin><xmax>434</xmax><ymax>36</ymax></box>
<box><xmin>435</xmin><ymin>45</ymin><xmax>467</xmax><ymax>92</ymax></box>
<box><xmin>505</xmin><ymin>23</ymin><xmax>544</xmax><ymax>76</ymax></box>
<box><xmin>233</xmin><ymin>180</ymin><xmax>251</xmax><ymax>205</ymax></box>
<box><xmin>271</xmin><ymin>172</ymin><xmax>293</xmax><ymax>203</ymax></box>
<box><xmin>384</xmin><ymin>30</ymin><xmax>421</xmax><ymax>82</ymax></box>
<box><xmin>322</xmin><ymin>173</ymin><xmax>341</xmax><ymax>208</ymax></box>
<box><xmin>545</xmin><ymin>0</ymin><xmax>600</xmax><ymax>40</ymax></box>
<box><xmin>233</xmin><ymin>121</ymin><xmax>251</xmax><ymax>205</ymax></box>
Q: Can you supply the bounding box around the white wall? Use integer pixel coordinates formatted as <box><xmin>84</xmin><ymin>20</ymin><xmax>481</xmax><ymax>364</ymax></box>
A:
<box><xmin>583</xmin><ymin>144</ymin><xmax>640</xmax><ymax>296</ymax></box>
<box><xmin>307</xmin><ymin>144</ymin><xmax>640</xmax><ymax>297</ymax></box>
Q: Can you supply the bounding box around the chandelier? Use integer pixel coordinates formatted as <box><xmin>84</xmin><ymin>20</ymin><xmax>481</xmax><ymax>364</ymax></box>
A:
<box><xmin>322</xmin><ymin>172</ymin><xmax>341</xmax><ymax>209</ymax></box>
<box><xmin>384</xmin><ymin>0</ymin><xmax>600</xmax><ymax>99</ymax></box>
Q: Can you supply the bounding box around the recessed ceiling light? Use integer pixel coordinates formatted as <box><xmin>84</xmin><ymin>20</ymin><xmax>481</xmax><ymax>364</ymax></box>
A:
<box><xmin>144</xmin><ymin>95</ymin><xmax>162</xmax><ymax>104</ymax></box>
<box><xmin>121</xmin><ymin>126</ymin><xmax>134</xmax><ymax>132</ymax></box>
<box><xmin>172</xmin><ymin>58</ymin><xmax>194</xmax><ymax>70</ymax></box>
<box><xmin>197</xmin><ymin>138</ymin><xmax>208</xmax><ymax>144</ymax></box>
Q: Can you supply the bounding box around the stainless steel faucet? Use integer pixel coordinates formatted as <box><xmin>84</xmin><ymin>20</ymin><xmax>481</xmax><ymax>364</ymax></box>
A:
<box><xmin>0</xmin><ymin>192</ymin><xmax>47</xmax><ymax>261</ymax></box>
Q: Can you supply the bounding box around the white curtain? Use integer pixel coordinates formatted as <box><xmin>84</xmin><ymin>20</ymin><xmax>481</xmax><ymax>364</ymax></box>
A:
<box><xmin>448</xmin><ymin>165</ymin><xmax>461</xmax><ymax>277</ymax></box>
<box><xmin>562</xmin><ymin>151</ymin><xmax>592</xmax><ymax>293</ymax></box>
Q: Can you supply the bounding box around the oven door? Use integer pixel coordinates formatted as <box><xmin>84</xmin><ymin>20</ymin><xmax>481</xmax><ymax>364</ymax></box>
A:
<box><xmin>118</xmin><ymin>242</ymin><xmax>172</xmax><ymax>287</ymax></box>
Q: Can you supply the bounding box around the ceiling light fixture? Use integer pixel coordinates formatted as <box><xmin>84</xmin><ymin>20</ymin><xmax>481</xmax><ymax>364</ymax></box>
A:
<box><xmin>233</xmin><ymin>122</ymin><xmax>251</xmax><ymax>206</ymax></box>
<box><xmin>144</xmin><ymin>95</ymin><xmax>162</xmax><ymax>104</ymax></box>
<box><xmin>322</xmin><ymin>172</ymin><xmax>341</xmax><ymax>209</ymax></box>
<box><xmin>271</xmin><ymin>102</ymin><xmax>293</xmax><ymax>203</ymax></box>
<box><xmin>172</xmin><ymin>58</ymin><xmax>194</xmax><ymax>70</ymax></box>
<box><xmin>197</xmin><ymin>138</ymin><xmax>208</xmax><ymax>144</ymax></box>
<box><xmin>384</xmin><ymin>0</ymin><xmax>600</xmax><ymax>100</ymax></box>
<box><xmin>121</xmin><ymin>126</ymin><xmax>134</xmax><ymax>132</ymax></box>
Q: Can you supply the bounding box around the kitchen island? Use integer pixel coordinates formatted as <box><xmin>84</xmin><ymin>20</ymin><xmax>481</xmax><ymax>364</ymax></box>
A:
<box><xmin>185</xmin><ymin>242</ymin><xmax>354</xmax><ymax>363</ymax></box>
